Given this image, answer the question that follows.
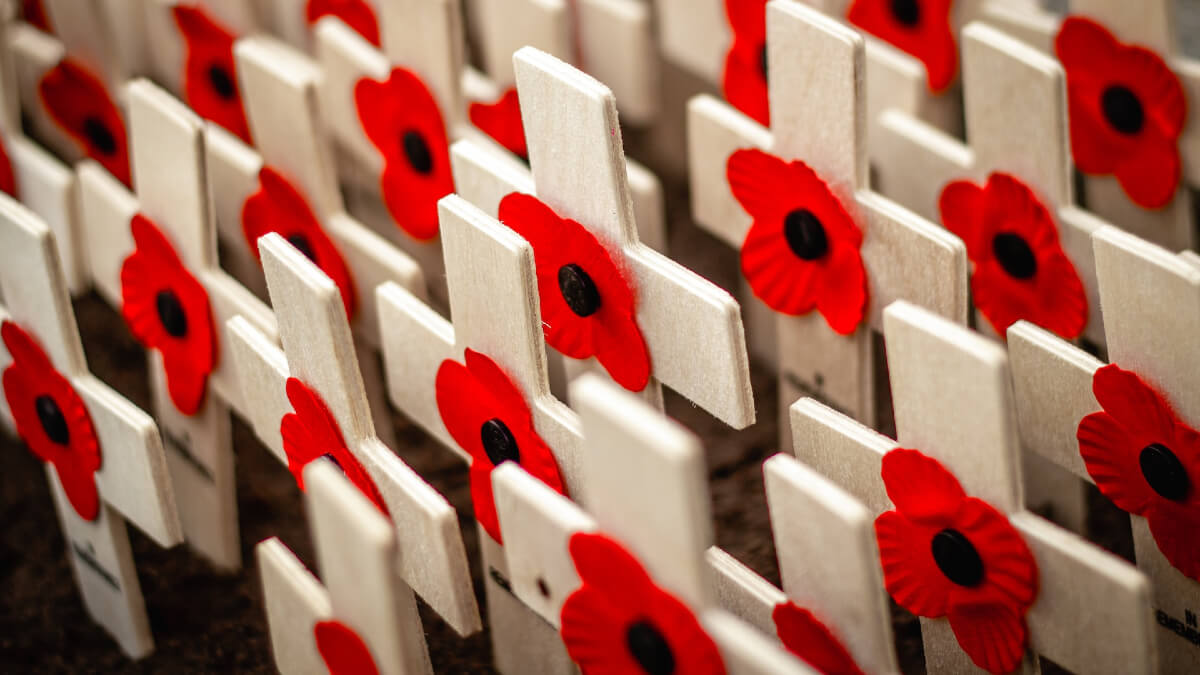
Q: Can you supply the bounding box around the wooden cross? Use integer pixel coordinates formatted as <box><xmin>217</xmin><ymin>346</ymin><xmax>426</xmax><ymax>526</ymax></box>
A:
<box><xmin>490</xmin><ymin>373</ymin><xmax>819</xmax><ymax>675</ymax></box>
<box><xmin>226</xmin><ymin>232</ymin><xmax>481</xmax><ymax>636</ymax></box>
<box><xmin>258</xmin><ymin>460</ymin><xmax>432</xmax><ymax>674</ymax></box>
<box><xmin>982</xmin><ymin>0</ymin><xmax>1198</xmax><ymax>253</ymax></box>
<box><xmin>75</xmin><ymin>79</ymin><xmax>279</xmax><ymax>570</ymax></box>
<box><xmin>0</xmin><ymin>195</ymin><xmax>182</xmax><ymax>658</ymax></box>
<box><xmin>1008</xmin><ymin>224</ymin><xmax>1200</xmax><ymax>672</ymax></box>
<box><xmin>454</xmin><ymin>46</ymin><xmax>758</xmax><ymax>429</ymax></box>
<box><xmin>687</xmin><ymin>0</ymin><xmax>967</xmax><ymax>429</ymax></box>
<box><xmin>792</xmin><ymin>300</ymin><xmax>1156</xmax><ymax>674</ymax></box>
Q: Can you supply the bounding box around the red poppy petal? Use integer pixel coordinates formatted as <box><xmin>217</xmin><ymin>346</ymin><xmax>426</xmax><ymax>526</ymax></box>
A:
<box><xmin>1025</xmin><ymin>252</ymin><xmax>1088</xmax><ymax>340</ymax></box>
<box><xmin>1111</xmin><ymin>139</ymin><xmax>1182</xmax><ymax>209</ymax></box>
<box><xmin>874</xmin><ymin>511</ymin><xmax>953</xmax><ymax>617</ymax></box>
<box><xmin>880</xmin><ymin>448</ymin><xmax>966</xmax><ymax>525</ymax></box>
<box><xmin>1091</xmin><ymin>364</ymin><xmax>1179</xmax><ymax>440</ymax></box>
<box><xmin>1055</xmin><ymin>17</ymin><xmax>1120</xmax><ymax>72</ymax></box>
<box><xmin>1077</xmin><ymin>411</ymin><xmax>1157</xmax><ymax>516</ymax></box>
<box><xmin>0</xmin><ymin>138</ymin><xmax>18</xmax><ymax>198</ymax></box>
<box><xmin>54</xmin><ymin>458</ymin><xmax>102</xmax><ymax>522</ymax></box>
<box><xmin>23</xmin><ymin>0</ymin><xmax>51</xmax><ymax>32</ymax></box>
<box><xmin>463</xmin><ymin>349</ymin><xmax>536</xmax><ymax>430</ymax></box>
<box><xmin>314</xmin><ymin>620</ymin><xmax>381</xmax><ymax>675</ymax></box>
<box><xmin>1144</xmin><ymin>503</ymin><xmax>1200</xmax><ymax>582</ymax></box>
<box><xmin>560</xmin><ymin>586</ymin><xmax>641</xmax><ymax>675</ymax></box>
<box><xmin>847</xmin><ymin>0</ymin><xmax>956</xmax><ymax>92</ymax></box>
<box><xmin>1</xmin><ymin>320</ymin><xmax>55</xmax><ymax>374</ymax></box>
<box><xmin>970</xmin><ymin>265</ymin><xmax>1030</xmax><ymax>338</ymax></box>
<box><xmin>539</xmin><ymin>279</ymin><xmax>595</xmax><ymax>359</ymax></box>
<box><xmin>721</xmin><ymin>43</ymin><xmax>770</xmax><ymax>127</ymax></box>
<box><xmin>498</xmin><ymin>191</ymin><xmax>562</xmax><ymax>255</ymax></box>
<box><xmin>726</xmin><ymin>149</ymin><xmax>795</xmax><ymax>222</ymax></box>
<box><xmin>952</xmin><ymin>499</ymin><xmax>1038</xmax><ymax>609</ymax></box>
<box><xmin>37</xmin><ymin>59</ymin><xmax>130</xmax><ymax>186</ymax></box>
<box><xmin>741</xmin><ymin>221</ymin><xmax>821</xmax><ymax>315</ymax></box>
<box><xmin>568</xmin><ymin>532</ymin><xmax>657</xmax><ymax>602</ymax></box>
<box><xmin>724</xmin><ymin>0</ymin><xmax>767</xmax><ymax>40</ymax></box>
<box><xmin>815</xmin><ymin>242</ymin><xmax>869</xmax><ymax>336</ymax></box>
<box><xmin>162</xmin><ymin>355</ymin><xmax>208</xmax><ymax>415</ymax></box>
<box><xmin>173</xmin><ymin>5</ymin><xmax>250</xmax><ymax>144</ymax></box>
<box><xmin>773</xmin><ymin>602</ymin><xmax>865</xmax><ymax>675</ymax></box>
<box><xmin>469</xmin><ymin>88</ymin><xmax>527</xmax><ymax>159</ymax></box>
<box><xmin>434</xmin><ymin>358</ymin><xmax>492</xmax><ymax>461</ymax></box>
<box><xmin>469</xmin><ymin>460</ymin><xmax>502</xmax><ymax>543</ymax></box>
<box><xmin>307</xmin><ymin>0</ymin><xmax>380</xmax><ymax>46</ymax></box>
<box><xmin>379</xmin><ymin>162</ymin><xmax>444</xmax><ymax>240</ymax></box>
<box><xmin>939</xmin><ymin>180</ymin><xmax>988</xmax><ymax>253</ymax></box>
<box><xmin>589</xmin><ymin>310</ymin><xmax>652</xmax><ymax>392</ymax></box>
<box><xmin>946</xmin><ymin>602</ymin><xmax>1028</xmax><ymax>674</ymax></box>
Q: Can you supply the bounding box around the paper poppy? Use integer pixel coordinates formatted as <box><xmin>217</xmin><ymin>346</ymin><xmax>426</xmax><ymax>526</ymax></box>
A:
<box><xmin>280</xmin><ymin>377</ymin><xmax>388</xmax><ymax>514</ymax></box>
<box><xmin>354</xmin><ymin>67</ymin><xmax>453</xmax><ymax>241</ymax></box>
<box><xmin>939</xmin><ymin>172</ymin><xmax>1086</xmax><ymax>339</ymax></box>
<box><xmin>874</xmin><ymin>448</ymin><xmax>1038</xmax><ymax>673</ymax></box>
<box><xmin>435</xmin><ymin>348</ymin><xmax>564</xmax><ymax>544</ymax></box>
<box><xmin>772</xmin><ymin>602</ymin><xmax>865</xmax><ymax>675</ymax></box>
<box><xmin>1055</xmin><ymin>16</ymin><xmax>1187</xmax><ymax>209</ymax></box>
<box><xmin>560</xmin><ymin>531</ymin><xmax>726</xmax><ymax>675</ymax></box>
<box><xmin>38</xmin><ymin>58</ymin><xmax>129</xmax><ymax>186</ymax></box>
<box><xmin>0</xmin><ymin>137</ymin><xmax>18</xmax><ymax>198</ymax></box>
<box><xmin>722</xmin><ymin>0</ymin><xmax>769</xmax><ymax>126</ymax></box>
<box><xmin>469</xmin><ymin>87</ymin><xmax>527</xmax><ymax>159</ymax></box>
<box><xmin>847</xmin><ymin>0</ymin><xmax>956</xmax><ymax>92</ymax></box>
<box><xmin>307</xmin><ymin>0</ymin><xmax>380</xmax><ymax>47</ymax></box>
<box><xmin>172</xmin><ymin>5</ymin><xmax>251</xmax><ymax>144</ymax></box>
<box><xmin>242</xmin><ymin>167</ymin><xmax>357</xmax><ymax>317</ymax></box>
<box><xmin>23</xmin><ymin>0</ymin><xmax>51</xmax><ymax>32</ymax></box>
<box><xmin>726</xmin><ymin>148</ymin><xmax>868</xmax><ymax>335</ymax></box>
<box><xmin>1</xmin><ymin>321</ymin><xmax>102</xmax><ymax>521</ymax></box>
<box><xmin>314</xmin><ymin>620</ymin><xmax>380</xmax><ymax>675</ymax></box>
<box><xmin>1077</xmin><ymin>364</ymin><xmax>1200</xmax><ymax>581</ymax></box>
<box><xmin>498</xmin><ymin>192</ymin><xmax>652</xmax><ymax>391</ymax></box>
<box><xmin>119</xmin><ymin>214</ymin><xmax>217</xmax><ymax>415</ymax></box>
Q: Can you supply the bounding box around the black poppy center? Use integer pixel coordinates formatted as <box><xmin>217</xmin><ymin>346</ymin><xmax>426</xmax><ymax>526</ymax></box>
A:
<box><xmin>207</xmin><ymin>64</ymin><xmax>237</xmax><ymax>101</ymax></box>
<box><xmin>480</xmin><ymin>418</ymin><xmax>520</xmax><ymax>466</ymax></box>
<box><xmin>991</xmin><ymin>232</ymin><xmax>1037</xmax><ymax>280</ymax></box>
<box><xmin>286</xmin><ymin>233</ymin><xmax>318</xmax><ymax>263</ymax></box>
<box><xmin>402</xmin><ymin>130</ymin><xmax>434</xmax><ymax>175</ymax></box>
<box><xmin>783</xmin><ymin>209</ymin><xmax>829</xmax><ymax>261</ymax></box>
<box><xmin>625</xmin><ymin>620</ymin><xmax>675</xmax><ymax>675</ymax></box>
<box><xmin>83</xmin><ymin>117</ymin><xmax>117</xmax><ymax>156</ymax></box>
<box><xmin>1101</xmin><ymin>85</ymin><xmax>1144</xmax><ymax>135</ymax></box>
<box><xmin>931</xmin><ymin>528</ymin><xmax>984</xmax><ymax>587</ymax></box>
<box><xmin>557</xmin><ymin>263</ymin><xmax>602</xmax><ymax>317</ymax></box>
<box><xmin>35</xmin><ymin>395</ymin><xmax>70</xmax><ymax>445</ymax></box>
<box><xmin>890</xmin><ymin>0</ymin><xmax>921</xmax><ymax>27</ymax></box>
<box><xmin>1139</xmin><ymin>443</ymin><xmax>1190</xmax><ymax>502</ymax></box>
<box><xmin>759</xmin><ymin>44</ymin><xmax>769</xmax><ymax>80</ymax></box>
<box><xmin>155</xmin><ymin>290</ymin><xmax>189</xmax><ymax>338</ymax></box>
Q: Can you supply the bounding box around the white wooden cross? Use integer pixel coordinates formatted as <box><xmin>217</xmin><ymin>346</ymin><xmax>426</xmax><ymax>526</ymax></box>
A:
<box><xmin>982</xmin><ymin>0</ymin><xmax>1198</xmax><ymax>253</ymax></box>
<box><xmin>226</xmin><ymin>232</ymin><xmax>481</xmax><ymax>636</ymax></box>
<box><xmin>490</xmin><ymin>373</ymin><xmax>820</xmax><ymax>675</ymax></box>
<box><xmin>453</xmin><ymin>47</ymin><xmax>758</xmax><ymax>429</ymax></box>
<box><xmin>258</xmin><ymin>460</ymin><xmax>432</xmax><ymax>674</ymax></box>
<box><xmin>205</xmin><ymin>34</ymin><xmax>426</xmax><ymax>450</ymax></box>
<box><xmin>0</xmin><ymin>194</ymin><xmax>182</xmax><ymax>659</ymax></box>
<box><xmin>687</xmin><ymin>0</ymin><xmax>967</xmax><ymax>430</ymax></box>
<box><xmin>792</xmin><ymin>300</ymin><xmax>1157</xmax><ymax>674</ymax></box>
<box><xmin>75</xmin><ymin>79</ymin><xmax>279</xmax><ymax>570</ymax></box>
<box><xmin>1008</xmin><ymin>224</ymin><xmax>1200</xmax><ymax>672</ymax></box>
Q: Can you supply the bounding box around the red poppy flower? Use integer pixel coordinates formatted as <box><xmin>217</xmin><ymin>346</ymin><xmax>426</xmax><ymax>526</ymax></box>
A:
<box><xmin>874</xmin><ymin>448</ymin><xmax>1038</xmax><ymax>674</ymax></box>
<box><xmin>1077</xmin><ymin>364</ymin><xmax>1200</xmax><ymax>581</ymax></box>
<box><xmin>469</xmin><ymin>87</ymin><xmax>527</xmax><ymax>159</ymax></box>
<box><xmin>1</xmin><ymin>321</ymin><xmax>102</xmax><ymax>521</ymax></box>
<box><xmin>847</xmin><ymin>0</ymin><xmax>956</xmax><ymax>92</ymax></box>
<box><xmin>314</xmin><ymin>620</ymin><xmax>380</xmax><ymax>675</ymax></box>
<box><xmin>280</xmin><ymin>377</ymin><xmax>388</xmax><ymax>514</ymax></box>
<box><xmin>722</xmin><ymin>0</ymin><xmax>769</xmax><ymax>126</ymax></box>
<box><xmin>560</xmin><ymin>531</ymin><xmax>726</xmax><ymax>675</ymax></box>
<box><xmin>307</xmin><ymin>0</ymin><xmax>380</xmax><ymax>47</ymax></box>
<box><xmin>23</xmin><ymin>0</ymin><xmax>51</xmax><ymax>32</ymax></box>
<box><xmin>354</xmin><ymin>67</ymin><xmax>453</xmax><ymax>241</ymax></box>
<box><xmin>497</xmin><ymin>193</ymin><xmax>651</xmax><ymax>390</ymax></box>
<box><xmin>242</xmin><ymin>167</ymin><xmax>357</xmax><ymax>317</ymax></box>
<box><xmin>119</xmin><ymin>214</ymin><xmax>217</xmax><ymax>415</ymax></box>
<box><xmin>939</xmin><ymin>172</ymin><xmax>1086</xmax><ymax>339</ymax></box>
<box><xmin>1055</xmin><ymin>17</ymin><xmax>1187</xmax><ymax>209</ymax></box>
<box><xmin>772</xmin><ymin>602</ymin><xmax>865</xmax><ymax>675</ymax></box>
<box><xmin>0</xmin><ymin>137</ymin><xmax>18</xmax><ymax>198</ymax></box>
<box><xmin>435</xmin><ymin>348</ymin><xmax>564</xmax><ymax>544</ymax></box>
<box><xmin>726</xmin><ymin>148</ymin><xmax>868</xmax><ymax>335</ymax></box>
<box><xmin>173</xmin><ymin>5</ymin><xmax>251</xmax><ymax>144</ymax></box>
<box><xmin>38</xmin><ymin>58</ymin><xmax>129</xmax><ymax>186</ymax></box>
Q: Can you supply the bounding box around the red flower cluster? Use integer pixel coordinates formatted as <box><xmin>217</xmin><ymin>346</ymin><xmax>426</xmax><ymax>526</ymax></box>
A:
<box><xmin>560</xmin><ymin>532</ymin><xmax>726</xmax><ymax>675</ymax></box>
<box><xmin>874</xmin><ymin>448</ymin><xmax>1037</xmax><ymax>673</ymax></box>
<box><xmin>722</xmin><ymin>0</ymin><xmax>769</xmax><ymax>125</ymax></box>
<box><xmin>1056</xmin><ymin>17</ymin><xmax>1187</xmax><ymax>209</ymax></box>
<box><xmin>173</xmin><ymin>5</ymin><xmax>251</xmax><ymax>144</ymax></box>
<box><xmin>314</xmin><ymin>620</ymin><xmax>380</xmax><ymax>675</ymax></box>
<box><xmin>939</xmin><ymin>172</ymin><xmax>1086</xmax><ymax>339</ymax></box>
<box><xmin>727</xmin><ymin>148</ymin><xmax>868</xmax><ymax>335</ymax></box>
<box><xmin>280</xmin><ymin>378</ymin><xmax>388</xmax><ymax>514</ymax></box>
<box><xmin>435</xmin><ymin>349</ymin><xmax>564</xmax><ymax>543</ymax></box>
<box><xmin>242</xmin><ymin>167</ymin><xmax>357</xmax><ymax>318</ymax></box>
<box><xmin>847</xmin><ymin>0</ymin><xmax>956</xmax><ymax>92</ymax></box>
<box><xmin>307</xmin><ymin>0</ymin><xmax>380</xmax><ymax>46</ymax></box>
<box><xmin>355</xmin><ymin>68</ymin><xmax>454</xmax><ymax>240</ymax></box>
<box><xmin>1078</xmin><ymin>364</ymin><xmax>1200</xmax><ymax>581</ymax></box>
<box><xmin>773</xmin><ymin>602</ymin><xmax>865</xmax><ymax>675</ymax></box>
<box><xmin>469</xmin><ymin>87</ymin><xmax>528</xmax><ymax>159</ymax></box>
<box><xmin>498</xmin><ymin>193</ymin><xmax>651</xmax><ymax>391</ymax></box>
<box><xmin>120</xmin><ymin>214</ymin><xmax>217</xmax><ymax>415</ymax></box>
<box><xmin>2</xmin><ymin>321</ymin><xmax>102</xmax><ymax>521</ymax></box>
<box><xmin>38</xmin><ymin>58</ymin><xmax>129</xmax><ymax>185</ymax></box>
